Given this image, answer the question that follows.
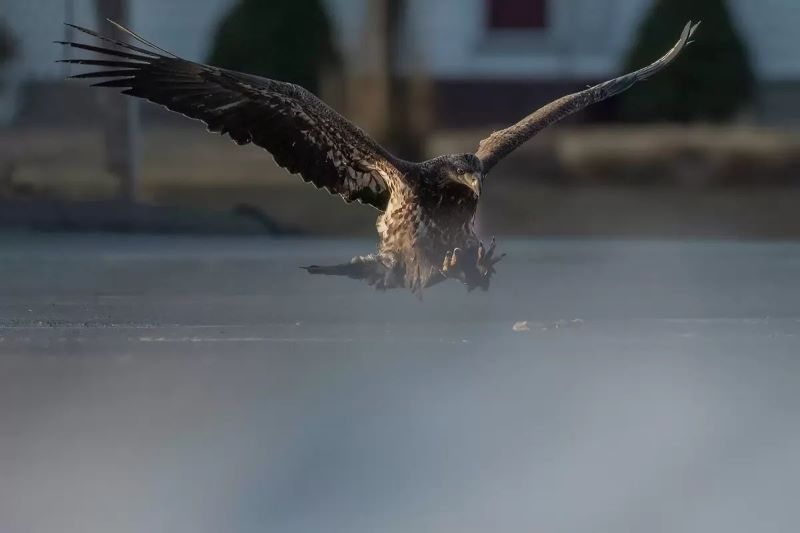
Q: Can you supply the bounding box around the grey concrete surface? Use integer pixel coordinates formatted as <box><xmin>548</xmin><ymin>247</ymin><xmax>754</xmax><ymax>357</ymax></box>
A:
<box><xmin>1</xmin><ymin>233</ymin><xmax>799</xmax><ymax>533</ymax></box>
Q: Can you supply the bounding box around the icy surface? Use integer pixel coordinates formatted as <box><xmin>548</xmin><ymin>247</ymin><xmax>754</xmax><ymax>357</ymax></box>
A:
<box><xmin>1</xmin><ymin>234</ymin><xmax>799</xmax><ymax>533</ymax></box>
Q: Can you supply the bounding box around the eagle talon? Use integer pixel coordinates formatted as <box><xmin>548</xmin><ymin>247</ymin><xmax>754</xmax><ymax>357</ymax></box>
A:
<box><xmin>440</xmin><ymin>240</ymin><xmax>505</xmax><ymax>291</ymax></box>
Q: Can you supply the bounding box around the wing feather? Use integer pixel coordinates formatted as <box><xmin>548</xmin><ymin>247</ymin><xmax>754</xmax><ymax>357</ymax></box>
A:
<box><xmin>59</xmin><ymin>22</ymin><xmax>406</xmax><ymax>211</ymax></box>
<box><xmin>475</xmin><ymin>21</ymin><xmax>700</xmax><ymax>174</ymax></box>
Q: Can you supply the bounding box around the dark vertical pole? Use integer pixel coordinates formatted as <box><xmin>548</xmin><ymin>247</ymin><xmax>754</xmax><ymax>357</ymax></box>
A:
<box><xmin>346</xmin><ymin>0</ymin><xmax>391</xmax><ymax>143</ymax></box>
<box><xmin>62</xmin><ymin>0</ymin><xmax>75</xmax><ymax>77</ymax></box>
<box><xmin>95</xmin><ymin>0</ymin><xmax>141</xmax><ymax>203</ymax></box>
<box><xmin>385</xmin><ymin>0</ymin><xmax>406</xmax><ymax>153</ymax></box>
<box><xmin>386</xmin><ymin>0</ymin><xmax>428</xmax><ymax>160</ymax></box>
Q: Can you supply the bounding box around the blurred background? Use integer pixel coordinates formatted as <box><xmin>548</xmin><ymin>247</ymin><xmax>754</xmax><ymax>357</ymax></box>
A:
<box><xmin>3</xmin><ymin>2</ymin><xmax>800</xmax><ymax>533</ymax></box>
<box><xmin>2</xmin><ymin>0</ymin><xmax>799</xmax><ymax>237</ymax></box>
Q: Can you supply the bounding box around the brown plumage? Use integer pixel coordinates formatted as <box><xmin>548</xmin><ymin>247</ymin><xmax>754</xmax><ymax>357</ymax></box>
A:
<box><xmin>58</xmin><ymin>20</ymin><xmax>699</xmax><ymax>293</ymax></box>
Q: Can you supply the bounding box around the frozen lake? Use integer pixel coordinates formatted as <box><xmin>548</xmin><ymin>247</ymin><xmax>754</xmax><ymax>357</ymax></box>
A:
<box><xmin>1</xmin><ymin>233</ymin><xmax>799</xmax><ymax>533</ymax></box>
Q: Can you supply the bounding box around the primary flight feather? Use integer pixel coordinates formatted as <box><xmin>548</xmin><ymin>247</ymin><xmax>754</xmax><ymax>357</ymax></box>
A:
<box><xmin>58</xmin><ymin>20</ymin><xmax>699</xmax><ymax>293</ymax></box>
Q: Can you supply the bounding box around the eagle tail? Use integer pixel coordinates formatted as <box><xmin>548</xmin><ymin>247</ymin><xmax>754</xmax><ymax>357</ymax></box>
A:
<box><xmin>302</xmin><ymin>254</ymin><xmax>401</xmax><ymax>290</ymax></box>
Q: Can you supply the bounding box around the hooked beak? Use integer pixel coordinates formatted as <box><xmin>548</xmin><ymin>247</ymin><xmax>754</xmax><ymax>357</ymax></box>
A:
<box><xmin>465</xmin><ymin>173</ymin><xmax>482</xmax><ymax>197</ymax></box>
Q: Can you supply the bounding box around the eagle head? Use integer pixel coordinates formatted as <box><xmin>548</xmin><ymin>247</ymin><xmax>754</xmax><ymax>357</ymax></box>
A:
<box><xmin>439</xmin><ymin>154</ymin><xmax>484</xmax><ymax>198</ymax></box>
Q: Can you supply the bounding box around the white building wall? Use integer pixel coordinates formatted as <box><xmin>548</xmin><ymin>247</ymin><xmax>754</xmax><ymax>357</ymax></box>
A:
<box><xmin>0</xmin><ymin>0</ymin><xmax>357</xmax><ymax>123</ymax></box>
<box><xmin>0</xmin><ymin>0</ymin><xmax>366</xmax><ymax>80</ymax></box>
<box><xmin>400</xmin><ymin>0</ymin><xmax>643</xmax><ymax>79</ymax></box>
<box><xmin>1</xmin><ymin>0</ymin><xmax>97</xmax><ymax>80</ymax></box>
<box><xmin>2</xmin><ymin>0</ymin><xmax>800</xmax><ymax>105</ymax></box>
<box><xmin>0</xmin><ymin>0</ymin><xmax>234</xmax><ymax>79</ymax></box>
<box><xmin>395</xmin><ymin>0</ymin><xmax>800</xmax><ymax>82</ymax></box>
<box><xmin>729</xmin><ymin>0</ymin><xmax>800</xmax><ymax>81</ymax></box>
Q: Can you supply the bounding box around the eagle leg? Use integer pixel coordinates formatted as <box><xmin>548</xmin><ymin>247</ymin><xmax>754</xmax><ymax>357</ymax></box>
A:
<box><xmin>440</xmin><ymin>238</ymin><xmax>506</xmax><ymax>291</ymax></box>
<box><xmin>302</xmin><ymin>253</ymin><xmax>403</xmax><ymax>290</ymax></box>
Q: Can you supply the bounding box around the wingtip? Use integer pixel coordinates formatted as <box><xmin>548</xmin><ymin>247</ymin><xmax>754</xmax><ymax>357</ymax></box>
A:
<box><xmin>103</xmin><ymin>18</ymin><xmax>177</xmax><ymax>57</ymax></box>
<box><xmin>684</xmin><ymin>20</ymin><xmax>701</xmax><ymax>47</ymax></box>
<box><xmin>669</xmin><ymin>21</ymin><xmax>698</xmax><ymax>53</ymax></box>
<box><xmin>679</xmin><ymin>21</ymin><xmax>692</xmax><ymax>43</ymax></box>
<box><xmin>106</xmin><ymin>19</ymin><xmax>131</xmax><ymax>36</ymax></box>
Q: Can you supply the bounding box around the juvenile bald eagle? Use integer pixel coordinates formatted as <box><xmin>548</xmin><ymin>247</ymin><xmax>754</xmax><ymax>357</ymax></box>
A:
<box><xmin>58</xmin><ymin>21</ymin><xmax>698</xmax><ymax>292</ymax></box>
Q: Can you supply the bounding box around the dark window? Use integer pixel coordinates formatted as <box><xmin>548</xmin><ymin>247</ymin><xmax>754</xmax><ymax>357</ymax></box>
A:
<box><xmin>488</xmin><ymin>0</ymin><xmax>547</xmax><ymax>29</ymax></box>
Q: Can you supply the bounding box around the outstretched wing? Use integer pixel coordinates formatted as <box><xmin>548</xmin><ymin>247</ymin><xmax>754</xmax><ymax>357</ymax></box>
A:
<box><xmin>475</xmin><ymin>21</ymin><xmax>700</xmax><ymax>174</ymax></box>
<box><xmin>58</xmin><ymin>22</ymin><xmax>405</xmax><ymax>211</ymax></box>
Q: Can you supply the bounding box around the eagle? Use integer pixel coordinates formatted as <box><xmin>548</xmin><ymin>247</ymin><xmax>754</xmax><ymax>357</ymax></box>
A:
<box><xmin>58</xmin><ymin>20</ymin><xmax>698</xmax><ymax>293</ymax></box>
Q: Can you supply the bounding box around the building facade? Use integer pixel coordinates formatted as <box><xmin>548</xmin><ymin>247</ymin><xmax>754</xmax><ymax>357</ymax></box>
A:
<box><xmin>2</xmin><ymin>0</ymin><xmax>800</xmax><ymax>127</ymax></box>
